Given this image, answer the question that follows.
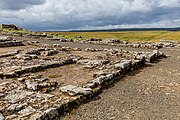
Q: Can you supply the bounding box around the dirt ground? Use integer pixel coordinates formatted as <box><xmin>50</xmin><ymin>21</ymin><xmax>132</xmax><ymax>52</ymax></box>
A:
<box><xmin>0</xmin><ymin>45</ymin><xmax>35</xmax><ymax>55</ymax></box>
<box><xmin>36</xmin><ymin>64</ymin><xmax>99</xmax><ymax>86</ymax></box>
<box><xmin>35</xmin><ymin>50</ymin><xmax>127</xmax><ymax>87</ymax></box>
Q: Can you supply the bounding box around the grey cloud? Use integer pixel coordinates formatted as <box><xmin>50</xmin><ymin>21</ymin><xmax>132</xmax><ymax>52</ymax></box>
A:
<box><xmin>0</xmin><ymin>0</ymin><xmax>46</xmax><ymax>10</ymax></box>
<box><xmin>0</xmin><ymin>0</ymin><xmax>180</xmax><ymax>30</ymax></box>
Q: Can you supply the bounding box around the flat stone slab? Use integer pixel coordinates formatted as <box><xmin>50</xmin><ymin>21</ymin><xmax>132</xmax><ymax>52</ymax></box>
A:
<box><xmin>60</xmin><ymin>85</ymin><xmax>92</xmax><ymax>96</ymax></box>
<box><xmin>4</xmin><ymin>90</ymin><xmax>34</xmax><ymax>104</ymax></box>
<box><xmin>18</xmin><ymin>106</ymin><xmax>36</xmax><ymax>118</ymax></box>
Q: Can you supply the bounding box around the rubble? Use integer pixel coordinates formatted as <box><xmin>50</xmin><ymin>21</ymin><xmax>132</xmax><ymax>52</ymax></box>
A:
<box><xmin>114</xmin><ymin>60</ymin><xmax>132</xmax><ymax>70</ymax></box>
<box><xmin>25</xmin><ymin>81</ymin><xmax>39</xmax><ymax>91</ymax></box>
<box><xmin>18</xmin><ymin>106</ymin><xmax>36</xmax><ymax>118</ymax></box>
<box><xmin>77</xmin><ymin>59</ymin><xmax>109</xmax><ymax>68</ymax></box>
<box><xmin>7</xmin><ymin>103</ymin><xmax>25</xmax><ymax>112</ymax></box>
<box><xmin>60</xmin><ymin>85</ymin><xmax>92</xmax><ymax>96</ymax></box>
<box><xmin>4</xmin><ymin>90</ymin><xmax>34</xmax><ymax>104</ymax></box>
<box><xmin>0</xmin><ymin>36</ymin><xmax>25</xmax><ymax>47</ymax></box>
<box><xmin>0</xmin><ymin>36</ymin><xmax>13</xmax><ymax>41</ymax></box>
<box><xmin>0</xmin><ymin>113</ymin><xmax>4</xmax><ymax>120</ymax></box>
<box><xmin>41</xmin><ymin>49</ymin><xmax>59</xmax><ymax>56</ymax></box>
<box><xmin>0</xmin><ymin>50</ymin><xmax>20</xmax><ymax>58</ymax></box>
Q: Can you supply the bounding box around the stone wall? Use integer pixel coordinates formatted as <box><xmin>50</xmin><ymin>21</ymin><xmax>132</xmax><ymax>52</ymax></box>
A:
<box><xmin>0</xmin><ymin>59</ymin><xmax>74</xmax><ymax>79</ymax></box>
<box><xmin>0</xmin><ymin>41</ymin><xmax>25</xmax><ymax>47</ymax></box>
<box><xmin>0</xmin><ymin>50</ymin><xmax>20</xmax><ymax>58</ymax></box>
<box><xmin>0</xmin><ymin>24</ymin><xmax>20</xmax><ymax>30</ymax></box>
<box><xmin>0</xmin><ymin>36</ymin><xmax>25</xmax><ymax>47</ymax></box>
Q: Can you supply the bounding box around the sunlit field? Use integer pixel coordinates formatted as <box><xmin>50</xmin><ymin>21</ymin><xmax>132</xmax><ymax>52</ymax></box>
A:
<box><xmin>48</xmin><ymin>31</ymin><xmax>180</xmax><ymax>42</ymax></box>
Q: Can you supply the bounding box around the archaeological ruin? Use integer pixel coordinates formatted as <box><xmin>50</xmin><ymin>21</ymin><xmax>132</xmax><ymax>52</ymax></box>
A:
<box><xmin>0</xmin><ymin>35</ymin><xmax>169</xmax><ymax>120</ymax></box>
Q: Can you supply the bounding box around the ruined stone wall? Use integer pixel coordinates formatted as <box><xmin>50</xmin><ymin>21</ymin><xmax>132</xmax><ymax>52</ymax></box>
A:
<box><xmin>0</xmin><ymin>24</ymin><xmax>20</xmax><ymax>30</ymax></box>
<box><xmin>0</xmin><ymin>36</ymin><xmax>25</xmax><ymax>47</ymax></box>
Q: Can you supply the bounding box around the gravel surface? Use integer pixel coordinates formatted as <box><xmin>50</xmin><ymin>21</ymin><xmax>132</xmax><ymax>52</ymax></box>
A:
<box><xmin>62</xmin><ymin>48</ymin><xmax>180</xmax><ymax>120</ymax></box>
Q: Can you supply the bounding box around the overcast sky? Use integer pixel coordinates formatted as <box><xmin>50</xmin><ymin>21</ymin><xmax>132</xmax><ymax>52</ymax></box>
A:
<box><xmin>0</xmin><ymin>0</ymin><xmax>180</xmax><ymax>31</ymax></box>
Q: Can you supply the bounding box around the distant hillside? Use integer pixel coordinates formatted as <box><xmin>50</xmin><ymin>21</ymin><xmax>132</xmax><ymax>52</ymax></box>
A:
<box><xmin>69</xmin><ymin>27</ymin><xmax>180</xmax><ymax>32</ymax></box>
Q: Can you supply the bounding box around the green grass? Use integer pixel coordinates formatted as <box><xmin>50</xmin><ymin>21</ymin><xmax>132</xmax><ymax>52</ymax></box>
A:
<box><xmin>47</xmin><ymin>31</ymin><xmax>180</xmax><ymax>42</ymax></box>
<box><xmin>1</xmin><ymin>27</ymin><xmax>180</xmax><ymax>43</ymax></box>
<box><xmin>0</xmin><ymin>28</ymin><xmax>29</xmax><ymax>34</ymax></box>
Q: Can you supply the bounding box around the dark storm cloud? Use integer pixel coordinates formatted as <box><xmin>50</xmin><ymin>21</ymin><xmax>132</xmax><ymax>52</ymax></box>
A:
<box><xmin>0</xmin><ymin>0</ymin><xmax>46</xmax><ymax>10</ymax></box>
<box><xmin>0</xmin><ymin>0</ymin><xmax>180</xmax><ymax>30</ymax></box>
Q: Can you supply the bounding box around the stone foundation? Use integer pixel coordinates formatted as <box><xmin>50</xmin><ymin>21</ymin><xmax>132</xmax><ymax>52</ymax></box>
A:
<box><xmin>0</xmin><ymin>36</ymin><xmax>25</xmax><ymax>47</ymax></box>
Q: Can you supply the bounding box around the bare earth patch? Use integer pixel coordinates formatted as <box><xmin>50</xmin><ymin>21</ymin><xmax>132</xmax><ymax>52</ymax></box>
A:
<box><xmin>36</xmin><ymin>64</ymin><xmax>99</xmax><ymax>86</ymax></box>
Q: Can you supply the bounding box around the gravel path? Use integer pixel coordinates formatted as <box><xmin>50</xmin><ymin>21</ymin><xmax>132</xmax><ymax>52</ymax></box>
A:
<box><xmin>62</xmin><ymin>48</ymin><xmax>180</xmax><ymax>120</ymax></box>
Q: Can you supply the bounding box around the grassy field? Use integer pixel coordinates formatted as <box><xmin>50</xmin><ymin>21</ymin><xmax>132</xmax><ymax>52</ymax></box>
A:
<box><xmin>48</xmin><ymin>31</ymin><xmax>180</xmax><ymax>42</ymax></box>
<box><xmin>1</xmin><ymin>26</ymin><xmax>180</xmax><ymax>43</ymax></box>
